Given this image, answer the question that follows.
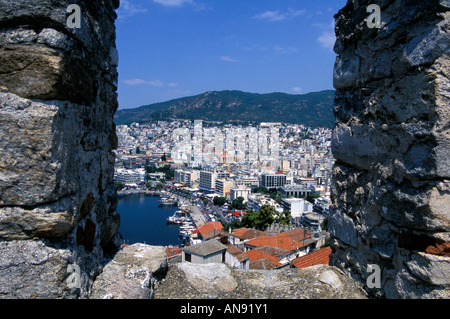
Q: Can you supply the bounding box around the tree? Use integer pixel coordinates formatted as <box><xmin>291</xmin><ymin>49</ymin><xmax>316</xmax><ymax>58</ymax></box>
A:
<box><xmin>226</xmin><ymin>218</ymin><xmax>242</xmax><ymax>231</ymax></box>
<box><xmin>305</xmin><ymin>192</ymin><xmax>320</xmax><ymax>204</ymax></box>
<box><xmin>115</xmin><ymin>181</ymin><xmax>125</xmax><ymax>190</ymax></box>
<box><xmin>321</xmin><ymin>215</ymin><xmax>329</xmax><ymax>231</ymax></box>
<box><xmin>241</xmin><ymin>209</ymin><xmax>258</xmax><ymax>228</ymax></box>
<box><xmin>231</xmin><ymin>196</ymin><xmax>246</xmax><ymax>210</ymax></box>
<box><xmin>213</xmin><ymin>196</ymin><xmax>227</xmax><ymax>206</ymax></box>
<box><xmin>256</xmin><ymin>205</ymin><xmax>275</xmax><ymax>229</ymax></box>
<box><xmin>275</xmin><ymin>209</ymin><xmax>291</xmax><ymax>226</ymax></box>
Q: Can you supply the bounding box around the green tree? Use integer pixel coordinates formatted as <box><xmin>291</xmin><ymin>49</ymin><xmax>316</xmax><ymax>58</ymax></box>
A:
<box><xmin>145</xmin><ymin>164</ymin><xmax>157</xmax><ymax>173</ymax></box>
<box><xmin>252</xmin><ymin>186</ymin><xmax>269</xmax><ymax>194</ymax></box>
<box><xmin>241</xmin><ymin>209</ymin><xmax>258</xmax><ymax>228</ymax></box>
<box><xmin>256</xmin><ymin>205</ymin><xmax>275</xmax><ymax>229</ymax></box>
<box><xmin>115</xmin><ymin>181</ymin><xmax>125</xmax><ymax>190</ymax></box>
<box><xmin>305</xmin><ymin>193</ymin><xmax>320</xmax><ymax>204</ymax></box>
<box><xmin>213</xmin><ymin>196</ymin><xmax>227</xmax><ymax>206</ymax></box>
<box><xmin>231</xmin><ymin>196</ymin><xmax>246</xmax><ymax>210</ymax></box>
<box><xmin>275</xmin><ymin>209</ymin><xmax>291</xmax><ymax>226</ymax></box>
<box><xmin>224</xmin><ymin>218</ymin><xmax>242</xmax><ymax>231</ymax></box>
<box><xmin>320</xmin><ymin>215</ymin><xmax>329</xmax><ymax>231</ymax></box>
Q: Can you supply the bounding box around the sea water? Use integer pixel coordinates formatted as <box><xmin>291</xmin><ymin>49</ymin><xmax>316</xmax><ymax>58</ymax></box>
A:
<box><xmin>117</xmin><ymin>194</ymin><xmax>183</xmax><ymax>246</ymax></box>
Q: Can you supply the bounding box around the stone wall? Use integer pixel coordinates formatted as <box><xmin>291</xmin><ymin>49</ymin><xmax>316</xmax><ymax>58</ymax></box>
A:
<box><xmin>0</xmin><ymin>0</ymin><xmax>121</xmax><ymax>298</ymax></box>
<box><xmin>330</xmin><ymin>0</ymin><xmax>450</xmax><ymax>298</ymax></box>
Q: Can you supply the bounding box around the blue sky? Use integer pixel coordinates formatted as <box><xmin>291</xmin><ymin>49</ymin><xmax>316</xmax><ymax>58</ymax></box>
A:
<box><xmin>116</xmin><ymin>0</ymin><xmax>347</xmax><ymax>109</ymax></box>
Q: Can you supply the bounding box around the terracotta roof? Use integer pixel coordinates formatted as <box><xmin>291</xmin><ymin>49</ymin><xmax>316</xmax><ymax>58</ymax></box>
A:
<box><xmin>244</xmin><ymin>249</ymin><xmax>281</xmax><ymax>267</ymax></box>
<box><xmin>249</xmin><ymin>258</ymin><xmax>279</xmax><ymax>270</ymax></box>
<box><xmin>244</xmin><ymin>231</ymin><xmax>308</xmax><ymax>251</ymax></box>
<box><xmin>253</xmin><ymin>245</ymin><xmax>291</xmax><ymax>257</ymax></box>
<box><xmin>197</xmin><ymin>221</ymin><xmax>224</xmax><ymax>239</ymax></box>
<box><xmin>291</xmin><ymin>246</ymin><xmax>332</xmax><ymax>269</ymax></box>
<box><xmin>282</xmin><ymin>228</ymin><xmax>311</xmax><ymax>242</ymax></box>
<box><xmin>231</xmin><ymin>227</ymin><xmax>267</xmax><ymax>240</ymax></box>
<box><xmin>166</xmin><ymin>247</ymin><xmax>182</xmax><ymax>258</ymax></box>
<box><xmin>226</xmin><ymin>244</ymin><xmax>249</xmax><ymax>262</ymax></box>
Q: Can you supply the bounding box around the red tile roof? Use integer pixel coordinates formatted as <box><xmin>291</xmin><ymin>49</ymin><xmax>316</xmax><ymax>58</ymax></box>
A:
<box><xmin>166</xmin><ymin>247</ymin><xmax>182</xmax><ymax>258</ymax></box>
<box><xmin>291</xmin><ymin>246</ymin><xmax>332</xmax><ymax>269</ymax></box>
<box><xmin>244</xmin><ymin>250</ymin><xmax>281</xmax><ymax>270</ymax></box>
<box><xmin>249</xmin><ymin>258</ymin><xmax>279</xmax><ymax>270</ymax></box>
<box><xmin>253</xmin><ymin>245</ymin><xmax>290</xmax><ymax>257</ymax></box>
<box><xmin>231</xmin><ymin>227</ymin><xmax>267</xmax><ymax>240</ymax></box>
<box><xmin>225</xmin><ymin>244</ymin><xmax>249</xmax><ymax>262</ymax></box>
<box><xmin>197</xmin><ymin>221</ymin><xmax>223</xmax><ymax>238</ymax></box>
<box><xmin>244</xmin><ymin>229</ymin><xmax>310</xmax><ymax>251</ymax></box>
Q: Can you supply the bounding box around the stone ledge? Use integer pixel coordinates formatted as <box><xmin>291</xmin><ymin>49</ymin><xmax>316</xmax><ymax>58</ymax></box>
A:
<box><xmin>90</xmin><ymin>243</ymin><xmax>168</xmax><ymax>299</ymax></box>
<box><xmin>155</xmin><ymin>262</ymin><xmax>367</xmax><ymax>299</ymax></box>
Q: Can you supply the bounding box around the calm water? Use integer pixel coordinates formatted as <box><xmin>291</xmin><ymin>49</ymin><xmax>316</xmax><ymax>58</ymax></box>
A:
<box><xmin>117</xmin><ymin>194</ymin><xmax>183</xmax><ymax>246</ymax></box>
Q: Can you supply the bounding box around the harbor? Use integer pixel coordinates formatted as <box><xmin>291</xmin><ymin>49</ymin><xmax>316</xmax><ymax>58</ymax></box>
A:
<box><xmin>165</xmin><ymin>196</ymin><xmax>212</xmax><ymax>246</ymax></box>
<box><xmin>117</xmin><ymin>190</ymin><xmax>219</xmax><ymax>248</ymax></box>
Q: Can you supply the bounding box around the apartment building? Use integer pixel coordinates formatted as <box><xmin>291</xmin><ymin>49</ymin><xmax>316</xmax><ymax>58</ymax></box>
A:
<box><xmin>280</xmin><ymin>185</ymin><xmax>311</xmax><ymax>198</ymax></box>
<box><xmin>215</xmin><ymin>179</ymin><xmax>234</xmax><ymax>198</ymax></box>
<box><xmin>199</xmin><ymin>170</ymin><xmax>230</xmax><ymax>193</ymax></box>
<box><xmin>280</xmin><ymin>198</ymin><xmax>313</xmax><ymax>219</ymax></box>
<box><xmin>174</xmin><ymin>169</ymin><xmax>199</xmax><ymax>187</ymax></box>
<box><xmin>260</xmin><ymin>173</ymin><xmax>287</xmax><ymax>189</ymax></box>
<box><xmin>230</xmin><ymin>186</ymin><xmax>252</xmax><ymax>203</ymax></box>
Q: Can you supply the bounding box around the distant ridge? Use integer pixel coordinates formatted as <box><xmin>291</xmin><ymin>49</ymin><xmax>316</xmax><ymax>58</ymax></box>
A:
<box><xmin>114</xmin><ymin>90</ymin><xmax>335</xmax><ymax>128</ymax></box>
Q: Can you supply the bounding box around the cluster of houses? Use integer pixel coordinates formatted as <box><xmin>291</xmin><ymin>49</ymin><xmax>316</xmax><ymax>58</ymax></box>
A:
<box><xmin>167</xmin><ymin>220</ymin><xmax>331</xmax><ymax>272</ymax></box>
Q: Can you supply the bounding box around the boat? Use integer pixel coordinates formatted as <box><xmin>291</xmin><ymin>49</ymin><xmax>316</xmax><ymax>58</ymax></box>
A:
<box><xmin>159</xmin><ymin>197</ymin><xmax>178</xmax><ymax>207</ymax></box>
<box><xmin>167</xmin><ymin>210</ymin><xmax>187</xmax><ymax>224</ymax></box>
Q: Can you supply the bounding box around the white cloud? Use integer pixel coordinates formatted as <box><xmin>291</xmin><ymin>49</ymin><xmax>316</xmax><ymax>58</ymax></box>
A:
<box><xmin>123</xmin><ymin>79</ymin><xmax>164</xmax><ymax>87</ymax></box>
<box><xmin>168</xmin><ymin>82</ymin><xmax>179</xmax><ymax>87</ymax></box>
<box><xmin>153</xmin><ymin>0</ymin><xmax>193</xmax><ymax>7</ymax></box>
<box><xmin>253</xmin><ymin>9</ymin><xmax>305</xmax><ymax>22</ymax></box>
<box><xmin>318</xmin><ymin>31</ymin><xmax>335</xmax><ymax>50</ymax></box>
<box><xmin>292</xmin><ymin>87</ymin><xmax>303</xmax><ymax>94</ymax></box>
<box><xmin>117</xmin><ymin>0</ymin><xmax>148</xmax><ymax>19</ymax></box>
<box><xmin>253</xmin><ymin>10</ymin><xmax>285</xmax><ymax>22</ymax></box>
<box><xmin>220</xmin><ymin>56</ymin><xmax>237</xmax><ymax>63</ymax></box>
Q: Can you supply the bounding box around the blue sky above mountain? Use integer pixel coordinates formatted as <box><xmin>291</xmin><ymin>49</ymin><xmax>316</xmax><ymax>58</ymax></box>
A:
<box><xmin>116</xmin><ymin>0</ymin><xmax>346</xmax><ymax>109</ymax></box>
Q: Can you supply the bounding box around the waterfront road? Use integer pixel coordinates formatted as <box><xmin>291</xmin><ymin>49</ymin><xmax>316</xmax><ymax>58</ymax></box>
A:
<box><xmin>187</xmin><ymin>204</ymin><xmax>207</xmax><ymax>227</ymax></box>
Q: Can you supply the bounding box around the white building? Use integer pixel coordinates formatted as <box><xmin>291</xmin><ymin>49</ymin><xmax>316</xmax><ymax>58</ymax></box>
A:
<box><xmin>114</xmin><ymin>168</ymin><xmax>146</xmax><ymax>185</ymax></box>
<box><xmin>230</xmin><ymin>186</ymin><xmax>251</xmax><ymax>203</ymax></box>
<box><xmin>174</xmin><ymin>169</ymin><xmax>198</xmax><ymax>187</ymax></box>
<box><xmin>215</xmin><ymin>179</ymin><xmax>234</xmax><ymax>198</ymax></box>
<box><xmin>260</xmin><ymin>173</ymin><xmax>287</xmax><ymax>189</ymax></box>
<box><xmin>280</xmin><ymin>198</ymin><xmax>313</xmax><ymax>219</ymax></box>
<box><xmin>280</xmin><ymin>185</ymin><xmax>311</xmax><ymax>198</ymax></box>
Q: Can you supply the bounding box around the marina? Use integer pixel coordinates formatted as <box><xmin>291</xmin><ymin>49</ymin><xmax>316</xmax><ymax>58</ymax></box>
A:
<box><xmin>118</xmin><ymin>191</ymin><xmax>217</xmax><ymax>247</ymax></box>
<box><xmin>117</xmin><ymin>193</ymin><xmax>183</xmax><ymax>246</ymax></box>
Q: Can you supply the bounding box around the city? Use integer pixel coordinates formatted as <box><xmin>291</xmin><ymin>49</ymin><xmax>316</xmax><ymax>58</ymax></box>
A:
<box><xmin>114</xmin><ymin>119</ymin><xmax>334</xmax><ymax>270</ymax></box>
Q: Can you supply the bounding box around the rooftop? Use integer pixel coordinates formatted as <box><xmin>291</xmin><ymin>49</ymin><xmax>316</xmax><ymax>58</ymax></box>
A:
<box><xmin>291</xmin><ymin>246</ymin><xmax>332</xmax><ymax>269</ymax></box>
<box><xmin>231</xmin><ymin>227</ymin><xmax>268</xmax><ymax>240</ymax></box>
<box><xmin>197</xmin><ymin>221</ymin><xmax>224</xmax><ymax>240</ymax></box>
<box><xmin>182</xmin><ymin>239</ymin><xmax>227</xmax><ymax>257</ymax></box>
<box><xmin>244</xmin><ymin>228</ymin><xmax>311</xmax><ymax>252</ymax></box>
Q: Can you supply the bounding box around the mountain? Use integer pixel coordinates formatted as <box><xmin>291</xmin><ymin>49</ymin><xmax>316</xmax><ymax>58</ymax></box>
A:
<box><xmin>114</xmin><ymin>90</ymin><xmax>335</xmax><ymax>128</ymax></box>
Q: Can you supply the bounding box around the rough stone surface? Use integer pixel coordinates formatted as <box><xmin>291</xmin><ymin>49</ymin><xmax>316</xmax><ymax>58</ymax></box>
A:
<box><xmin>330</xmin><ymin>0</ymin><xmax>450</xmax><ymax>299</ymax></box>
<box><xmin>90</xmin><ymin>244</ymin><xmax>168</xmax><ymax>299</ymax></box>
<box><xmin>0</xmin><ymin>0</ymin><xmax>120</xmax><ymax>299</ymax></box>
<box><xmin>154</xmin><ymin>263</ymin><xmax>367</xmax><ymax>299</ymax></box>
